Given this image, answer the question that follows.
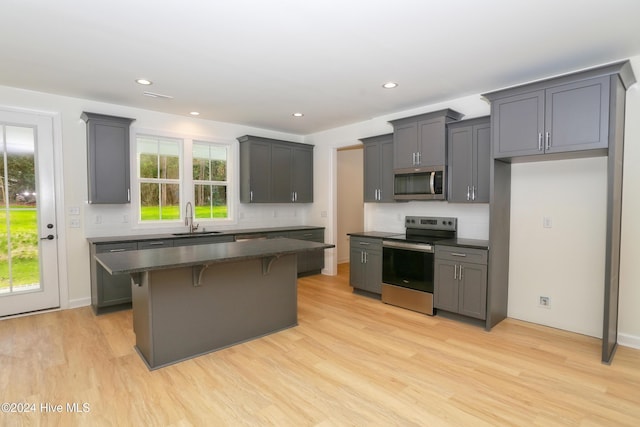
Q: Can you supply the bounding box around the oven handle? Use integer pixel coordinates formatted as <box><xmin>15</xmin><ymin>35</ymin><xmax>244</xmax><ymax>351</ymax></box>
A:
<box><xmin>383</xmin><ymin>240</ymin><xmax>434</xmax><ymax>253</ymax></box>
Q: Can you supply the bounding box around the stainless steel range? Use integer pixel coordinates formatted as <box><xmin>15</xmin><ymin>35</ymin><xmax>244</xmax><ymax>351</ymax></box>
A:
<box><xmin>382</xmin><ymin>216</ymin><xmax>457</xmax><ymax>315</ymax></box>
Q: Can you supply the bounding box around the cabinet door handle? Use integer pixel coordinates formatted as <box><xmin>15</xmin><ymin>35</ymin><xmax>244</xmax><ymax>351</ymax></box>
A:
<box><xmin>545</xmin><ymin>132</ymin><xmax>551</xmax><ymax>151</ymax></box>
<box><xmin>450</xmin><ymin>252</ymin><xmax>467</xmax><ymax>257</ymax></box>
<box><xmin>412</xmin><ymin>152</ymin><xmax>416</xmax><ymax>165</ymax></box>
<box><xmin>472</xmin><ymin>186</ymin><xmax>476</xmax><ymax>201</ymax></box>
<box><xmin>467</xmin><ymin>185</ymin><xmax>470</xmax><ymax>201</ymax></box>
<box><xmin>364</xmin><ymin>251</ymin><xmax>368</xmax><ymax>263</ymax></box>
<box><xmin>538</xmin><ymin>133</ymin><xmax>543</xmax><ymax>151</ymax></box>
<box><xmin>416</xmin><ymin>151</ymin><xmax>421</xmax><ymax>165</ymax></box>
<box><xmin>250</xmin><ymin>190</ymin><xmax>254</xmax><ymax>202</ymax></box>
<box><xmin>459</xmin><ymin>265</ymin><xmax>464</xmax><ymax>280</ymax></box>
<box><xmin>454</xmin><ymin>264</ymin><xmax>458</xmax><ymax>280</ymax></box>
<box><xmin>377</xmin><ymin>189</ymin><xmax>381</xmax><ymax>201</ymax></box>
<box><xmin>127</xmin><ymin>188</ymin><xmax>131</xmax><ymax>202</ymax></box>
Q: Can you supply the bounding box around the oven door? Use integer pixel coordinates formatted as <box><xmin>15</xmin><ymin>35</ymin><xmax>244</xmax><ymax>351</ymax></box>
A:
<box><xmin>382</xmin><ymin>241</ymin><xmax>434</xmax><ymax>293</ymax></box>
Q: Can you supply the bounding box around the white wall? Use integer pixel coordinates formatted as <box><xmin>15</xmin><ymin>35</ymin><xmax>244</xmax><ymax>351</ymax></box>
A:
<box><xmin>306</xmin><ymin>56</ymin><xmax>640</xmax><ymax>347</ymax></box>
<box><xmin>0</xmin><ymin>86</ymin><xmax>311</xmax><ymax>307</ymax></box>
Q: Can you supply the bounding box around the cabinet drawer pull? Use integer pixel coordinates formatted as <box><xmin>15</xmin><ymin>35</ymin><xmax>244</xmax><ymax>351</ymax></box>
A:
<box><xmin>148</xmin><ymin>242</ymin><xmax>166</xmax><ymax>246</ymax></box>
<box><xmin>450</xmin><ymin>252</ymin><xmax>467</xmax><ymax>257</ymax></box>
<box><xmin>109</xmin><ymin>248</ymin><xmax>126</xmax><ymax>253</ymax></box>
<box><xmin>359</xmin><ymin>242</ymin><xmax>370</xmax><ymax>246</ymax></box>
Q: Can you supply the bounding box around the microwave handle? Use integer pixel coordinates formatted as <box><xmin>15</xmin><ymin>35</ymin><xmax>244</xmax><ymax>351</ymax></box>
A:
<box><xmin>429</xmin><ymin>171</ymin><xmax>435</xmax><ymax>195</ymax></box>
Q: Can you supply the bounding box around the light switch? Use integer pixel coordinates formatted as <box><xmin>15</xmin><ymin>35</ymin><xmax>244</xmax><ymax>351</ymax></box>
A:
<box><xmin>543</xmin><ymin>217</ymin><xmax>552</xmax><ymax>228</ymax></box>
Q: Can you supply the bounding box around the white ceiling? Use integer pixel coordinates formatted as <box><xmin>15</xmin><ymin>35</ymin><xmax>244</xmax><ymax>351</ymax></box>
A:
<box><xmin>2</xmin><ymin>0</ymin><xmax>640</xmax><ymax>135</ymax></box>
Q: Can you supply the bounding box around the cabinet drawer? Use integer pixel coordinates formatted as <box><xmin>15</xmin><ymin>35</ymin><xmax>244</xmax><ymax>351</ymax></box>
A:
<box><xmin>174</xmin><ymin>235</ymin><xmax>234</xmax><ymax>246</ymax></box>
<box><xmin>350</xmin><ymin>236</ymin><xmax>382</xmax><ymax>251</ymax></box>
<box><xmin>137</xmin><ymin>240</ymin><xmax>174</xmax><ymax>250</ymax></box>
<box><xmin>95</xmin><ymin>242</ymin><xmax>138</xmax><ymax>254</ymax></box>
<box><xmin>289</xmin><ymin>230</ymin><xmax>324</xmax><ymax>242</ymax></box>
<box><xmin>435</xmin><ymin>245</ymin><xmax>487</xmax><ymax>265</ymax></box>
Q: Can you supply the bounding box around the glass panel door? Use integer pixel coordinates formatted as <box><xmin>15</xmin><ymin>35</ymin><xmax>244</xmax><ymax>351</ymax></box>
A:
<box><xmin>0</xmin><ymin>111</ymin><xmax>59</xmax><ymax>317</ymax></box>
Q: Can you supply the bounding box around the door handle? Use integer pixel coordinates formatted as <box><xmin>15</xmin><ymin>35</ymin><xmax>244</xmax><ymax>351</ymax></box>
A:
<box><xmin>40</xmin><ymin>234</ymin><xmax>55</xmax><ymax>241</ymax></box>
<box><xmin>545</xmin><ymin>132</ymin><xmax>551</xmax><ymax>151</ymax></box>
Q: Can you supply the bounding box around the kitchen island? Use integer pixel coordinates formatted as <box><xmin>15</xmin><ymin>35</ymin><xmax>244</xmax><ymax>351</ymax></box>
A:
<box><xmin>95</xmin><ymin>238</ymin><xmax>334</xmax><ymax>369</ymax></box>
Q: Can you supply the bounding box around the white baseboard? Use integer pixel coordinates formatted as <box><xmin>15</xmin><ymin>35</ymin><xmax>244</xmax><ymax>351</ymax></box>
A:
<box><xmin>67</xmin><ymin>297</ymin><xmax>91</xmax><ymax>309</ymax></box>
<box><xmin>618</xmin><ymin>333</ymin><xmax>640</xmax><ymax>350</ymax></box>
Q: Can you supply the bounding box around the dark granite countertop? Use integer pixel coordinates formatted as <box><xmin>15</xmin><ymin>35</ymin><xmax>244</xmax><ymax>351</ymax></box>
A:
<box><xmin>436</xmin><ymin>238</ymin><xmax>489</xmax><ymax>250</ymax></box>
<box><xmin>347</xmin><ymin>231</ymin><xmax>400</xmax><ymax>239</ymax></box>
<box><xmin>95</xmin><ymin>238</ymin><xmax>334</xmax><ymax>275</ymax></box>
<box><xmin>87</xmin><ymin>225</ymin><xmax>325</xmax><ymax>244</ymax></box>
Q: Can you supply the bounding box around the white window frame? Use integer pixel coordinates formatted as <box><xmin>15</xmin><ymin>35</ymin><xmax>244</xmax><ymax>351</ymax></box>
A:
<box><xmin>131</xmin><ymin>129</ymin><xmax>236</xmax><ymax>230</ymax></box>
<box><xmin>192</xmin><ymin>140</ymin><xmax>231</xmax><ymax>222</ymax></box>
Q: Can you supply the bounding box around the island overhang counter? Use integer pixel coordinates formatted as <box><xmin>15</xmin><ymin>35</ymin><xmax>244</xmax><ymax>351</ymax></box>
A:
<box><xmin>95</xmin><ymin>238</ymin><xmax>334</xmax><ymax>369</ymax></box>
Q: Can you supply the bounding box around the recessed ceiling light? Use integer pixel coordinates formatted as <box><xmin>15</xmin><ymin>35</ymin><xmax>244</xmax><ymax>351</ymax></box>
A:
<box><xmin>292</xmin><ymin>112</ymin><xmax>304</xmax><ymax>117</ymax></box>
<box><xmin>136</xmin><ymin>79</ymin><xmax>153</xmax><ymax>85</ymax></box>
<box><xmin>190</xmin><ymin>111</ymin><xmax>200</xmax><ymax>116</ymax></box>
<box><xmin>382</xmin><ymin>82</ymin><xmax>398</xmax><ymax>89</ymax></box>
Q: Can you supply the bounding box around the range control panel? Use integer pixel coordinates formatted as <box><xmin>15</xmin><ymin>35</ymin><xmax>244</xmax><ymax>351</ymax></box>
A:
<box><xmin>405</xmin><ymin>216</ymin><xmax>457</xmax><ymax>231</ymax></box>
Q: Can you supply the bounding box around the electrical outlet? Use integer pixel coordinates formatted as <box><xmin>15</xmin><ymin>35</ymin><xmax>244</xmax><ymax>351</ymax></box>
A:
<box><xmin>543</xmin><ymin>216</ymin><xmax>552</xmax><ymax>228</ymax></box>
<box><xmin>539</xmin><ymin>296</ymin><xmax>551</xmax><ymax>308</ymax></box>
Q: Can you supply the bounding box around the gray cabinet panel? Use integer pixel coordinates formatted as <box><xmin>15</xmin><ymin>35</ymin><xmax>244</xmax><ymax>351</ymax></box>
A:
<box><xmin>492</xmin><ymin>76</ymin><xmax>610</xmax><ymax>159</ymax></box>
<box><xmin>238</xmin><ymin>135</ymin><xmax>313</xmax><ymax>203</ymax></box>
<box><xmin>287</xmin><ymin>229</ymin><xmax>325</xmax><ymax>275</ymax></box>
<box><xmin>361</xmin><ymin>133</ymin><xmax>394</xmax><ymax>203</ymax></box>
<box><xmin>434</xmin><ymin>245</ymin><xmax>488</xmax><ymax>320</ymax></box>
<box><xmin>458</xmin><ymin>263</ymin><xmax>488</xmax><ymax>319</ymax></box>
<box><xmin>82</xmin><ymin>112</ymin><xmax>135</xmax><ymax>204</ymax></box>
<box><xmin>392</xmin><ymin>122</ymin><xmax>418</xmax><ymax>169</ymax></box>
<box><xmin>390</xmin><ymin>109</ymin><xmax>463</xmax><ymax>170</ymax></box>
<box><xmin>91</xmin><ymin>242</ymin><xmax>138</xmax><ymax>313</ymax></box>
<box><xmin>493</xmin><ymin>91</ymin><xmax>545</xmax><ymax>158</ymax></box>
<box><xmin>240</xmin><ymin>139</ymin><xmax>271</xmax><ymax>203</ymax></box>
<box><xmin>447</xmin><ymin>117</ymin><xmax>490</xmax><ymax>203</ymax></box>
<box><xmin>418</xmin><ymin>117</ymin><xmax>447</xmax><ymax>167</ymax></box>
<box><xmin>434</xmin><ymin>259</ymin><xmax>458</xmax><ymax>312</ymax></box>
<box><xmin>271</xmin><ymin>144</ymin><xmax>293</xmax><ymax>202</ymax></box>
<box><xmin>292</xmin><ymin>146</ymin><xmax>313</xmax><ymax>202</ymax></box>
<box><xmin>545</xmin><ymin>77</ymin><xmax>609</xmax><ymax>153</ymax></box>
<box><xmin>448</xmin><ymin>126</ymin><xmax>473</xmax><ymax>203</ymax></box>
<box><xmin>474</xmin><ymin>124</ymin><xmax>491</xmax><ymax>203</ymax></box>
<box><xmin>349</xmin><ymin>236</ymin><xmax>382</xmax><ymax>294</ymax></box>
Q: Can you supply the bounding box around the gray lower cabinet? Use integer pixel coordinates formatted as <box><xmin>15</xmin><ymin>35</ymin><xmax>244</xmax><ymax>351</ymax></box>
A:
<box><xmin>349</xmin><ymin>237</ymin><xmax>382</xmax><ymax>294</ymax></box>
<box><xmin>91</xmin><ymin>242</ymin><xmax>138</xmax><ymax>314</ymax></box>
<box><xmin>447</xmin><ymin>117</ymin><xmax>491</xmax><ymax>203</ymax></box>
<box><xmin>238</xmin><ymin>135</ymin><xmax>314</xmax><ymax>203</ymax></box>
<box><xmin>81</xmin><ymin>112</ymin><xmax>135</xmax><ymax>204</ymax></box>
<box><xmin>361</xmin><ymin>133</ymin><xmax>394</xmax><ymax>202</ymax></box>
<box><xmin>269</xmin><ymin>229</ymin><xmax>325</xmax><ymax>275</ymax></box>
<box><xmin>491</xmin><ymin>76</ymin><xmax>610</xmax><ymax>159</ymax></box>
<box><xmin>91</xmin><ymin>236</ymin><xmax>229</xmax><ymax>314</ymax></box>
<box><xmin>434</xmin><ymin>245</ymin><xmax>488</xmax><ymax>320</ymax></box>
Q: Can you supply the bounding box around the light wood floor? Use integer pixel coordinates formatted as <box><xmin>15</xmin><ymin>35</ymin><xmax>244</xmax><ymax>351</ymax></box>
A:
<box><xmin>2</xmin><ymin>263</ymin><xmax>640</xmax><ymax>426</ymax></box>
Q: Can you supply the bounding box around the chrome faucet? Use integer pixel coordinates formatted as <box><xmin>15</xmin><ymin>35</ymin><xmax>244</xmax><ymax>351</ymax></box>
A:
<box><xmin>185</xmin><ymin>202</ymin><xmax>199</xmax><ymax>233</ymax></box>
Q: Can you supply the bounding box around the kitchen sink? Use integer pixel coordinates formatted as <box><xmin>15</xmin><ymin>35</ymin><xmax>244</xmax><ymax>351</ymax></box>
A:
<box><xmin>171</xmin><ymin>231</ymin><xmax>222</xmax><ymax>236</ymax></box>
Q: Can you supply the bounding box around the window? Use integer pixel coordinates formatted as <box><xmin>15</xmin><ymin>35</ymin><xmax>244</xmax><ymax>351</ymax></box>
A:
<box><xmin>135</xmin><ymin>134</ymin><xmax>233</xmax><ymax>225</ymax></box>
<box><xmin>137</xmin><ymin>135</ymin><xmax>181</xmax><ymax>221</ymax></box>
<box><xmin>192</xmin><ymin>141</ymin><xmax>229</xmax><ymax>220</ymax></box>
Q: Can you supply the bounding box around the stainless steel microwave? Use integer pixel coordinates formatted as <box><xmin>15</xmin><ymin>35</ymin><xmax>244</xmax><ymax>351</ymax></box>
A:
<box><xmin>393</xmin><ymin>166</ymin><xmax>446</xmax><ymax>200</ymax></box>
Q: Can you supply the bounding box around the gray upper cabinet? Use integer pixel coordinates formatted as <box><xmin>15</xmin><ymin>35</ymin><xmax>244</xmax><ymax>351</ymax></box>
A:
<box><xmin>447</xmin><ymin>117</ymin><xmax>490</xmax><ymax>203</ymax></box>
<box><xmin>238</xmin><ymin>135</ymin><xmax>313</xmax><ymax>203</ymax></box>
<box><xmin>361</xmin><ymin>133</ymin><xmax>394</xmax><ymax>202</ymax></box>
<box><xmin>389</xmin><ymin>109</ymin><xmax>463</xmax><ymax>170</ymax></box>
<box><xmin>491</xmin><ymin>76</ymin><xmax>610</xmax><ymax>159</ymax></box>
<box><xmin>81</xmin><ymin>112</ymin><xmax>135</xmax><ymax>204</ymax></box>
